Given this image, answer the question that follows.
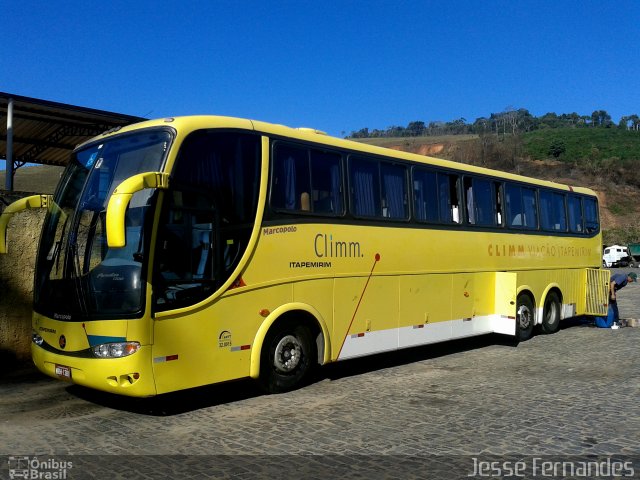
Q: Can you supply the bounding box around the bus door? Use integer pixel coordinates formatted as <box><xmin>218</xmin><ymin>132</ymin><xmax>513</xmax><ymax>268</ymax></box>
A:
<box><xmin>150</xmin><ymin>188</ymin><xmax>223</xmax><ymax>392</ymax></box>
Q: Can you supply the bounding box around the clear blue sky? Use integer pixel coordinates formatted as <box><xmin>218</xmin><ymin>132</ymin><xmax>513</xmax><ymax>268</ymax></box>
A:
<box><xmin>2</xmin><ymin>0</ymin><xmax>639</xmax><ymax>143</ymax></box>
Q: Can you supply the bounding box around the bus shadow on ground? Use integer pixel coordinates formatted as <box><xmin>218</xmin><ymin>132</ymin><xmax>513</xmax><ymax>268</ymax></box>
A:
<box><xmin>559</xmin><ymin>315</ymin><xmax>594</xmax><ymax>330</ymax></box>
<box><xmin>66</xmin><ymin>378</ymin><xmax>264</xmax><ymax>416</ymax></box>
<box><xmin>66</xmin><ymin>333</ymin><xmax>517</xmax><ymax>416</ymax></box>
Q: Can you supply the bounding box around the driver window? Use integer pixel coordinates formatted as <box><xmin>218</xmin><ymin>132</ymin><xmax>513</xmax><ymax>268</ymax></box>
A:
<box><xmin>154</xmin><ymin>190</ymin><xmax>217</xmax><ymax>311</ymax></box>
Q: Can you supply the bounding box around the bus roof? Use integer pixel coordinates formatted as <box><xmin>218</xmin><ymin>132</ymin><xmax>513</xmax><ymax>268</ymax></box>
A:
<box><xmin>86</xmin><ymin>115</ymin><xmax>597</xmax><ymax>197</ymax></box>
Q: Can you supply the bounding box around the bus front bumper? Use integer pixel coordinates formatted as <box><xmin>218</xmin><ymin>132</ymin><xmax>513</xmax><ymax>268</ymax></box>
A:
<box><xmin>31</xmin><ymin>343</ymin><xmax>157</xmax><ymax>397</ymax></box>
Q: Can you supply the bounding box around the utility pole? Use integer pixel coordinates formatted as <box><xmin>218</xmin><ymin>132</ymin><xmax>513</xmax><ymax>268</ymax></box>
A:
<box><xmin>5</xmin><ymin>97</ymin><xmax>14</xmax><ymax>191</ymax></box>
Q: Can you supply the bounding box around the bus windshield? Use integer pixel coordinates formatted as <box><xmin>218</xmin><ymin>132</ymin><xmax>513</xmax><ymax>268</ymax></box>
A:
<box><xmin>34</xmin><ymin>129</ymin><xmax>173</xmax><ymax>320</ymax></box>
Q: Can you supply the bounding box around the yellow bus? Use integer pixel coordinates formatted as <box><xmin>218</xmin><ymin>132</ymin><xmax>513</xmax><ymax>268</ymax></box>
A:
<box><xmin>0</xmin><ymin>116</ymin><xmax>609</xmax><ymax>397</ymax></box>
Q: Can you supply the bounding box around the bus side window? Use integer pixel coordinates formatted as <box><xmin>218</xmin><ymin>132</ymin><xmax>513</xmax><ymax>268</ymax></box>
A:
<box><xmin>380</xmin><ymin>163</ymin><xmax>408</xmax><ymax>220</ymax></box>
<box><xmin>272</xmin><ymin>145</ymin><xmax>310</xmax><ymax>212</ymax></box>
<box><xmin>350</xmin><ymin>156</ymin><xmax>381</xmax><ymax>217</ymax></box>
<box><xmin>464</xmin><ymin>177</ymin><xmax>475</xmax><ymax>224</ymax></box>
<box><xmin>413</xmin><ymin>168</ymin><xmax>439</xmax><ymax>222</ymax></box>
<box><xmin>583</xmin><ymin>197</ymin><xmax>599</xmax><ymax>233</ymax></box>
<box><xmin>522</xmin><ymin>187</ymin><xmax>538</xmax><ymax>229</ymax></box>
<box><xmin>310</xmin><ymin>150</ymin><xmax>343</xmax><ymax>215</ymax></box>
<box><xmin>540</xmin><ymin>190</ymin><xmax>567</xmax><ymax>232</ymax></box>
<box><xmin>506</xmin><ymin>185</ymin><xmax>538</xmax><ymax>229</ymax></box>
<box><xmin>505</xmin><ymin>184</ymin><xmax>522</xmax><ymax>227</ymax></box>
<box><xmin>495</xmin><ymin>182</ymin><xmax>504</xmax><ymax>226</ymax></box>
<box><xmin>464</xmin><ymin>177</ymin><xmax>495</xmax><ymax>226</ymax></box>
<box><xmin>272</xmin><ymin>145</ymin><xmax>343</xmax><ymax>216</ymax></box>
<box><xmin>438</xmin><ymin>173</ymin><xmax>460</xmax><ymax>224</ymax></box>
<box><xmin>568</xmin><ymin>195</ymin><xmax>583</xmax><ymax>233</ymax></box>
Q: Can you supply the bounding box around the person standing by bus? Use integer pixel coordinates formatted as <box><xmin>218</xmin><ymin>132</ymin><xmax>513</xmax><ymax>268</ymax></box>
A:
<box><xmin>597</xmin><ymin>272</ymin><xmax>637</xmax><ymax>327</ymax></box>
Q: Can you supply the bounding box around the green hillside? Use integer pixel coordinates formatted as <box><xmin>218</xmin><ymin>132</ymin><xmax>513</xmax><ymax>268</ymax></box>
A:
<box><xmin>523</xmin><ymin>128</ymin><xmax>640</xmax><ymax>164</ymax></box>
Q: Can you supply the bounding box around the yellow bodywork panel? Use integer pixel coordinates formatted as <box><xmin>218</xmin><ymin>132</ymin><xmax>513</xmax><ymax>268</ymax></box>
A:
<box><xmin>151</xmin><ymin>285</ymin><xmax>292</xmax><ymax>394</ymax></box>
<box><xmin>492</xmin><ymin>272</ymin><xmax>518</xmax><ymax>335</ymax></box>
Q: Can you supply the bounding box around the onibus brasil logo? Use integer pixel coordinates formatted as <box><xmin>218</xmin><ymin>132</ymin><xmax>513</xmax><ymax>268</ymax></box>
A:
<box><xmin>7</xmin><ymin>456</ymin><xmax>73</xmax><ymax>479</ymax></box>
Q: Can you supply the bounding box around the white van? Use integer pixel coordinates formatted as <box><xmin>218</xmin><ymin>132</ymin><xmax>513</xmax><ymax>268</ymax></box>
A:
<box><xmin>602</xmin><ymin>245</ymin><xmax>631</xmax><ymax>267</ymax></box>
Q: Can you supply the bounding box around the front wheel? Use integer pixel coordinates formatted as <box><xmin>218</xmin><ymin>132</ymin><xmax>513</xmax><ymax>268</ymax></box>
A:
<box><xmin>516</xmin><ymin>294</ymin><xmax>535</xmax><ymax>341</ymax></box>
<box><xmin>258</xmin><ymin>322</ymin><xmax>315</xmax><ymax>394</ymax></box>
<box><xmin>541</xmin><ymin>291</ymin><xmax>561</xmax><ymax>334</ymax></box>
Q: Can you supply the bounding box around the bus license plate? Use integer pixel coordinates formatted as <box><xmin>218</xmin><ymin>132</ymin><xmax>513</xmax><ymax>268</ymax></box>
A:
<box><xmin>55</xmin><ymin>364</ymin><xmax>71</xmax><ymax>379</ymax></box>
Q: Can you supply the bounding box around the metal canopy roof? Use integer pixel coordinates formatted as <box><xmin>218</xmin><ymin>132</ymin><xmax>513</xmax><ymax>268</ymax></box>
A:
<box><xmin>1</xmin><ymin>92</ymin><xmax>145</xmax><ymax>169</ymax></box>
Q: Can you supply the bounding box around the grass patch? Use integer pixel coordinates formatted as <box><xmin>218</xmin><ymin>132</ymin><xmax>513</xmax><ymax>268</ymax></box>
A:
<box><xmin>607</xmin><ymin>203</ymin><xmax>627</xmax><ymax>216</ymax></box>
<box><xmin>523</xmin><ymin>128</ymin><xmax>640</xmax><ymax>163</ymax></box>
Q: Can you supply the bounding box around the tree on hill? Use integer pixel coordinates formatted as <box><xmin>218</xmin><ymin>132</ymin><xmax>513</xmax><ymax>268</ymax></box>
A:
<box><xmin>548</xmin><ymin>140</ymin><xmax>567</xmax><ymax>158</ymax></box>
<box><xmin>591</xmin><ymin>110</ymin><xmax>613</xmax><ymax>128</ymax></box>
<box><xmin>619</xmin><ymin>115</ymin><xmax>640</xmax><ymax>131</ymax></box>
<box><xmin>346</xmin><ymin>107</ymin><xmax>638</xmax><ymax>139</ymax></box>
<box><xmin>407</xmin><ymin>121</ymin><xmax>426</xmax><ymax>136</ymax></box>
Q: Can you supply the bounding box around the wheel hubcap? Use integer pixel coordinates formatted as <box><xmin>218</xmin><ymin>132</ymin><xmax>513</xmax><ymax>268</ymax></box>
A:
<box><xmin>274</xmin><ymin>335</ymin><xmax>302</xmax><ymax>373</ymax></box>
<box><xmin>546</xmin><ymin>302</ymin><xmax>557</xmax><ymax>324</ymax></box>
<box><xmin>518</xmin><ymin>304</ymin><xmax>532</xmax><ymax>329</ymax></box>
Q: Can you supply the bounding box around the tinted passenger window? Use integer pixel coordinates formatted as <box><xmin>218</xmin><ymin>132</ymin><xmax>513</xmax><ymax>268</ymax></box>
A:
<box><xmin>380</xmin><ymin>163</ymin><xmax>408</xmax><ymax>219</ymax></box>
<box><xmin>350</xmin><ymin>157</ymin><xmax>408</xmax><ymax>219</ymax></box>
<box><xmin>505</xmin><ymin>185</ymin><xmax>537</xmax><ymax>229</ymax></box>
<box><xmin>438</xmin><ymin>173</ymin><xmax>461</xmax><ymax>224</ymax></box>
<box><xmin>540</xmin><ymin>190</ymin><xmax>567</xmax><ymax>232</ymax></box>
<box><xmin>310</xmin><ymin>150</ymin><xmax>343</xmax><ymax>215</ymax></box>
<box><xmin>350</xmin><ymin>157</ymin><xmax>381</xmax><ymax>217</ymax></box>
<box><xmin>464</xmin><ymin>177</ymin><xmax>496</xmax><ymax>226</ymax></box>
<box><xmin>272</xmin><ymin>145</ymin><xmax>344</xmax><ymax>215</ymax></box>
<box><xmin>272</xmin><ymin>145</ymin><xmax>311</xmax><ymax>211</ymax></box>
<box><xmin>583</xmin><ymin>197</ymin><xmax>599</xmax><ymax>233</ymax></box>
<box><xmin>568</xmin><ymin>195</ymin><xmax>583</xmax><ymax>233</ymax></box>
<box><xmin>171</xmin><ymin>131</ymin><xmax>260</xmax><ymax>224</ymax></box>
<box><xmin>413</xmin><ymin>169</ymin><xmax>439</xmax><ymax>222</ymax></box>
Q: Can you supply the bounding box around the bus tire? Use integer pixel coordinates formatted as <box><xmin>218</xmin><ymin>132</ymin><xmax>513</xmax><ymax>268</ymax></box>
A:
<box><xmin>541</xmin><ymin>291</ymin><xmax>561</xmax><ymax>334</ymax></box>
<box><xmin>516</xmin><ymin>294</ymin><xmax>535</xmax><ymax>342</ymax></box>
<box><xmin>259</xmin><ymin>322</ymin><xmax>314</xmax><ymax>394</ymax></box>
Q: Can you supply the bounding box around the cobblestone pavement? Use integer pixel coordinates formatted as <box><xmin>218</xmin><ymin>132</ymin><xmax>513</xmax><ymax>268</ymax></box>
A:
<box><xmin>1</xmin><ymin>268</ymin><xmax>639</xmax><ymax>479</ymax></box>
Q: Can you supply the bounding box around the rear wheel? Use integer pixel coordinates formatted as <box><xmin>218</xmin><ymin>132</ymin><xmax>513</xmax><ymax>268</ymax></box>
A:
<box><xmin>541</xmin><ymin>291</ymin><xmax>561</xmax><ymax>334</ymax></box>
<box><xmin>258</xmin><ymin>322</ymin><xmax>315</xmax><ymax>394</ymax></box>
<box><xmin>516</xmin><ymin>294</ymin><xmax>535</xmax><ymax>341</ymax></box>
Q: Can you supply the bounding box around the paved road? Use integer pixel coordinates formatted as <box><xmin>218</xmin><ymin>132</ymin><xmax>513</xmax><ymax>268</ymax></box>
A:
<box><xmin>1</xmin><ymin>268</ymin><xmax>639</xmax><ymax>479</ymax></box>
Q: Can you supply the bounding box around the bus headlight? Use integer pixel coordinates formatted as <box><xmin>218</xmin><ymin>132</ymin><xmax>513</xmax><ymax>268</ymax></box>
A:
<box><xmin>32</xmin><ymin>332</ymin><xmax>44</xmax><ymax>346</ymax></box>
<box><xmin>92</xmin><ymin>342</ymin><xmax>140</xmax><ymax>358</ymax></box>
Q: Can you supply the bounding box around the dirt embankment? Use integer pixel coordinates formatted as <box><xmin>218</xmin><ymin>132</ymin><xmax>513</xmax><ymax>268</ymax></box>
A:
<box><xmin>388</xmin><ymin>143</ymin><xmax>446</xmax><ymax>156</ymax></box>
<box><xmin>0</xmin><ymin>210</ymin><xmax>45</xmax><ymax>364</ymax></box>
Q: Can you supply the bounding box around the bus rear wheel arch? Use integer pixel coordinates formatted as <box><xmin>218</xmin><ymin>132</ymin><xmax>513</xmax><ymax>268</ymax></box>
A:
<box><xmin>258</xmin><ymin>314</ymin><xmax>320</xmax><ymax>394</ymax></box>
<box><xmin>516</xmin><ymin>293</ymin><xmax>535</xmax><ymax>342</ymax></box>
<box><xmin>540</xmin><ymin>290</ymin><xmax>562</xmax><ymax>334</ymax></box>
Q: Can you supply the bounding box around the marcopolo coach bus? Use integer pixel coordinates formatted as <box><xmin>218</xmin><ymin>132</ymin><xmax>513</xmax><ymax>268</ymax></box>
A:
<box><xmin>0</xmin><ymin>116</ymin><xmax>609</xmax><ymax>397</ymax></box>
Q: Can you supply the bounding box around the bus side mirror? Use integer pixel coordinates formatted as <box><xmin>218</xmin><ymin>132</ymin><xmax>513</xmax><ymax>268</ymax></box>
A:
<box><xmin>0</xmin><ymin>194</ymin><xmax>53</xmax><ymax>254</ymax></box>
<box><xmin>106</xmin><ymin>172</ymin><xmax>170</xmax><ymax>248</ymax></box>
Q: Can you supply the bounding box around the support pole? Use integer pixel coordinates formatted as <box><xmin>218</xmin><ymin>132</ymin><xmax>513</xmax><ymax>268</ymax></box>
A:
<box><xmin>5</xmin><ymin>97</ymin><xmax>14</xmax><ymax>191</ymax></box>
